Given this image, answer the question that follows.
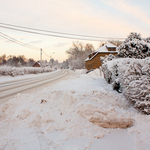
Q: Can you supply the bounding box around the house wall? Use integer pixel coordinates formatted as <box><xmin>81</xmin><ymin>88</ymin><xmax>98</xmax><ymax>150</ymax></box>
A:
<box><xmin>85</xmin><ymin>60</ymin><xmax>94</xmax><ymax>70</ymax></box>
<box><xmin>85</xmin><ymin>52</ymin><xmax>117</xmax><ymax>70</ymax></box>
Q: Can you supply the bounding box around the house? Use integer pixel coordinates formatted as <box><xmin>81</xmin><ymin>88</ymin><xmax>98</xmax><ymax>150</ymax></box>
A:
<box><xmin>85</xmin><ymin>42</ymin><xmax>118</xmax><ymax>70</ymax></box>
<box><xmin>32</xmin><ymin>61</ymin><xmax>41</xmax><ymax>67</ymax></box>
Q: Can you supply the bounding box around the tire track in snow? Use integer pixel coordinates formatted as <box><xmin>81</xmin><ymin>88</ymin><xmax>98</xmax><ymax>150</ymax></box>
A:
<box><xmin>0</xmin><ymin>70</ymin><xmax>68</xmax><ymax>100</ymax></box>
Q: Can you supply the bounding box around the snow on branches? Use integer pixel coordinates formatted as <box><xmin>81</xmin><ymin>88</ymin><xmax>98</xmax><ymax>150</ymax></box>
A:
<box><xmin>117</xmin><ymin>32</ymin><xmax>150</xmax><ymax>59</ymax></box>
<box><xmin>102</xmin><ymin>57</ymin><xmax>150</xmax><ymax>114</ymax></box>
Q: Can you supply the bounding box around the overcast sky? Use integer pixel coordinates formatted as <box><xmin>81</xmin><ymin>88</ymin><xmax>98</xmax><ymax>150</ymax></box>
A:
<box><xmin>0</xmin><ymin>0</ymin><xmax>150</xmax><ymax>62</ymax></box>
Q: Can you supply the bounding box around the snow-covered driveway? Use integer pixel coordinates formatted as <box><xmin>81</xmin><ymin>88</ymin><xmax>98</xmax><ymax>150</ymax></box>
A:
<box><xmin>0</xmin><ymin>69</ymin><xmax>67</xmax><ymax>101</ymax></box>
<box><xmin>0</xmin><ymin>69</ymin><xmax>150</xmax><ymax>150</ymax></box>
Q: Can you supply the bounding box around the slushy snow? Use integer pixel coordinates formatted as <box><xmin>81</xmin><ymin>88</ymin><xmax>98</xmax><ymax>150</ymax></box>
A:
<box><xmin>0</xmin><ymin>69</ymin><xmax>150</xmax><ymax>150</ymax></box>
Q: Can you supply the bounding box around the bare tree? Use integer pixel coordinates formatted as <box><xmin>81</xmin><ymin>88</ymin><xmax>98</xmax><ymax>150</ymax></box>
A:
<box><xmin>66</xmin><ymin>41</ymin><xmax>95</xmax><ymax>69</ymax></box>
<box><xmin>108</xmin><ymin>40</ymin><xmax>123</xmax><ymax>46</ymax></box>
<box><xmin>12</xmin><ymin>56</ymin><xmax>19</xmax><ymax>67</ymax></box>
<box><xmin>99</xmin><ymin>40</ymin><xmax>123</xmax><ymax>48</ymax></box>
<box><xmin>27</xmin><ymin>58</ymin><xmax>35</xmax><ymax>66</ymax></box>
<box><xmin>99</xmin><ymin>42</ymin><xmax>107</xmax><ymax>47</ymax></box>
<box><xmin>0</xmin><ymin>56</ymin><xmax>2</xmax><ymax>65</ymax></box>
<box><xmin>18</xmin><ymin>55</ymin><xmax>27</xmax><ymax>66</ymax></box>
<box><xmin>62</xmin><ymin>60</ymin><xmax>69</xmax><ymax>69</ymax></box>
<box><xmin>2</xmin><ymin>54</ymin><xmax>6</xmax><ymax>65</ymax></box>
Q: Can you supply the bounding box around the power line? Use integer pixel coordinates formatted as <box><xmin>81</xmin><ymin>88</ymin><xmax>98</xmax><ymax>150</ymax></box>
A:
<box><xmin>0</xmin><ymin>32</ymin><xmax>40</xmax><ymax>50</ymax></box>
<box><xmin>42</xmin><ymin>50</ymin><xmax>50</xmax><ymax>58</ymax></box>
<box><xmin>0</xmin><ymin>22</ymin><xmax>125</xmax><ymax>40</ymax></box>
<box><xmin>0</xmin><ymin>31</ymin><xmax>51</xmax><ymax>59</ymax></box>
<box><xmin>0</xmin><ymin>25</ymin><xmax>105</xmax><ymax>42</ymax></box>
<box><xmin>0</xmin><ymin>31</ymin><xmax>40</xmax><ymax>51</ymax></box>
<box><xmin>0</xmin><ymin>23</ymin><xmax>125</xmax><ymax>41</ymax></box>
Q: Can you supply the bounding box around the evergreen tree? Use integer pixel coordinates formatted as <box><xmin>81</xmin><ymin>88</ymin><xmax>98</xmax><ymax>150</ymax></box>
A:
<box><xmin>118</xmin><ymin>32</ymin><xmax>150</xmax><ymax>59</ymax></box>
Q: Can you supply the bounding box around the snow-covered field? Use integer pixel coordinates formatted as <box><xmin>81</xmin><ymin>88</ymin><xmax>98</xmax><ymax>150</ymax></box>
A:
<box><xmin>0</xmin><ymin>69</ymin><xmax>150</xmax><ymax>150</ymax></box>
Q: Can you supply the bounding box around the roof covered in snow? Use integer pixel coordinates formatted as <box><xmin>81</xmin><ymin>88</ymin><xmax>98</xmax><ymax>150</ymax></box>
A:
<box><xmin>105</xmin><ymin>42</ymin><xmax>117</xmax><ymax>48</ymax></box>
<box><xmin>33</xmin><ymin>61</ymin><xmax>41</xmax><ymax>67</ymax></box>
<box><xmin>96</xmin><ymin>45</ymin><xmax>108</xmax><ymax>53</ymax></box>
<box><xmin>96</xmin><ymin>42</ymin><xmax>117</xmax><ymax>53</ymax></box>
<box><xmin>85</xmin><ymin>43</ymin><xmax>118</xmax><ymax>61</ymax></box>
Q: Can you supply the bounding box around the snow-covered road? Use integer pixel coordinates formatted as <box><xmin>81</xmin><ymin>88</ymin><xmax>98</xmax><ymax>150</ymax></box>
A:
<box><xmin>0</xmin><ymin>69</ymin><xmax>150</xmax><ymax>150</ymax></box>
<box><xmin>0</xmin><ymin>69</ymin><xmax>68</xmax><ymax>101</ymax></box>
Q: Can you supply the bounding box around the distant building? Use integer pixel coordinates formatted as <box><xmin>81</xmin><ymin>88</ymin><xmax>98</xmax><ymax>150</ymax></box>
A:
<box><xmin>32</xmin><ymin>62</ymin><xmax>41</xmax><ymax>67</ymax></box>
<box><xmin>85</xmin><ymin>42</ymin><xmax>118</xmax><ymax>70</ymax></box>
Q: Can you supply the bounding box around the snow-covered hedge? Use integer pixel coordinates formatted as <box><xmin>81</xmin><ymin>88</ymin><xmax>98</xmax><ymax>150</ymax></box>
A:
<box><xmin>102</xmin><ymin>57</ymin><xmax>150</xmax><ymax>114</ymax></box>
<box><xmin>0</xmin><ymin>66</ymin><xmax>54</xmax><ymax>77</ymax></box>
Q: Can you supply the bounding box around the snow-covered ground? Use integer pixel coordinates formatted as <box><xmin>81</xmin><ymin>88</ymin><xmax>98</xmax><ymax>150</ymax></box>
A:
<box><xmin>0</xmin><ymin>69</ymin><xmax>150</xmax><ymax>150</ymax></box>
<box><xmin>0</xmin><ymin>70</ymin><xmax>59</xmax><ymax>83</ymax></box>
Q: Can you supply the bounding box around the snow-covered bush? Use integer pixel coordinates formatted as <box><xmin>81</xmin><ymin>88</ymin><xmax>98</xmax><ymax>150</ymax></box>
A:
<box><xmin>144</xmin><ymin>37</ymin><xmax>150</xmax><ymax>43</ymax></box>
<box><xmin>0</xmin><ymin>66</ymin><xmax>54</xmax><ymax>77</ymax></box>
<box><xmin>100</xmin><ymin>54</ymin><xmax>117</xmax><ymax>85</ymax></box>
<box><xmin>100</xmin><ymin>54</ymin><xmax>116</xmax><ymax>64</ymax></box>
<box><xmin>102</xmin><ymin>57</ymin><xmax>150</xmax><ymax>114</ymax></box>
<box><xmin>117</xmin><ymin>33</ymin><xmax>150</xmax><ymax>59</ymax></box>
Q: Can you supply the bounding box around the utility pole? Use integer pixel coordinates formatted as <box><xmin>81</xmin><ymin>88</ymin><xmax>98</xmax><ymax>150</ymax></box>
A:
<box><xmin>40</xmin><ymin>48</ymin><xmax>42</xmax><ymax>63</ymax></box>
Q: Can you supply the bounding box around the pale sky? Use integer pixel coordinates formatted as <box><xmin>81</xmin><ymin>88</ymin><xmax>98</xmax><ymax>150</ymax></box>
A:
<box><xmin>0</xmin><ymin>0</ymin><xmax>150</xmax><ymax>62</ymax></box>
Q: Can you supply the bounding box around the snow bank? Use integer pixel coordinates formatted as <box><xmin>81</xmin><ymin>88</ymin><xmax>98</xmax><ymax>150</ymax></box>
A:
<box><xmin>0</xmin><ymin>69</ymin><xmax>140</xmax><ymax>150</ymax></box>
<box><xmin>0</xmin><ymin>66</ymin><xmax>54</xmax><ymax>77</ymax></box>
<box><xmin>87</xmin><ymin>69</ymin><xmax>100</xmax><ymax>78</ymax></box>
<box><xmin>1</xmin><ymin>69</ymin><xmax>150</xmax><ymax>149</ymax></box>
<box><xmin>102</xmin><ymin>57</ymin><xmax>150</xmax><ymax>114</ymax></box>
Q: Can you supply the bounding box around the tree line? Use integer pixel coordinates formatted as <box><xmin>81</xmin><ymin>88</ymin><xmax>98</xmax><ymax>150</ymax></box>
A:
<box><xmin>0</xmin><ymin>55</ymin><xmax>36</xmax><ymax>67</ymax></box>
<box><xmin>0</xmin><ymin>54</ymin><xmax>59</xmax><ymax>68</ymax></box>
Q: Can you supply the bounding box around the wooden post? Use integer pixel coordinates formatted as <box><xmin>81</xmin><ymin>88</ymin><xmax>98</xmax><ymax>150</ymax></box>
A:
<box><xmin>99</xmin><ymin>66</ymin><xmax>102</xmax><ymax>77</ymax></box>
